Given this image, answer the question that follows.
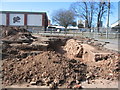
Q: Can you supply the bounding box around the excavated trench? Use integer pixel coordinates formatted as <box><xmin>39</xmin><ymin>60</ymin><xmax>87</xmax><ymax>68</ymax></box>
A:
<box><xmin>47</xmin><ymin>38</ymin><xmax>69</xmax><ymax>54</ymax></box>
<box><xmin>2</xmin><ymin>37</ymin><xmax>69</xmax><ymax>59</ymax></box>
<box><xmin>2</xmin><ymin>37</ymin><xmax>88</xmax><ymax>88</ymax></box>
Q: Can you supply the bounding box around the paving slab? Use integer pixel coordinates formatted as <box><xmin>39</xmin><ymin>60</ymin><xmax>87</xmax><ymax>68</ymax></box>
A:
<box><xmin>96</xmin><ymin>39</ymin><xmax>119</xmax><ymax>52</ymax></box>
<box><xmin>82</xmin><ymin>44</ymin><xmax>112</xmax><ymax>61</ymax></box>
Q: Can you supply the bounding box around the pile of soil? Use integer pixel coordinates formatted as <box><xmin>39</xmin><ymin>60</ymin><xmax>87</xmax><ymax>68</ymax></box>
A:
<box><xmin>1</xmin><ymin>27</ymin><xmax>19</xmax><ymax>38</ymax></box>
<box><xmin>64</xmin><ymin>39</ymin><xmax>83</xmax><ymax>59</ymax></box>
<box><xmin>1</xmin><ymin>27</ymin><xmax>38</xmax><ymax>60</ymax></box>
<box><xmin>1</xmin><ymin>27</ymin><xmax>37</xmax><ymax>44</ymax></box>
<box><xmin>2</xmin><ymin>44</ymin><xmax>44</xmax><ymax>60</ymax></box>
<box><xmin>3</xmin><ymin>51</ymin><xmax>87</xmax><ymax>88</ymax></box>
<box><xmin>2</xmin><ymin>43</ymin><xmax>18</xmax><ymax>59</ymax></box>
<box><xmin>63</xmin><ymin>39</ymin><xmax>120</xmax><ymax>82</ymax></box>
<box><xmin>85</xmin><ymin>54</ymin><xmax>120</xmax><ymax>81</ymax></box>
<box><xmin>1</xmin><ymin>27</ymin><xmax>120</xmax><ymax>89</ymax></box>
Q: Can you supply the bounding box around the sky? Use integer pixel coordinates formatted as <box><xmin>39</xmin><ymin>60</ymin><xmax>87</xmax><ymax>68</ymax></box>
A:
<box><xmin>0</xmin><ymin>1</ymin><xmax>119</xmax><ymax>27</ymax></box>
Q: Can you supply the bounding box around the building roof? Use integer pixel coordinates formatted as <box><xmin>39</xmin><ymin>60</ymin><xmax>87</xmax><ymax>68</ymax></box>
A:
<box><xmin>111</xmin><ymin>19</ymin><xmax>120</xmax><ymax>27</ymax></box>
<box><xmin>0</xmin><ymin>11</ymin><xmax>47</xmax><ymax>14</ymax></box>
<box><xmin>111</xmin><ymin>19</ymin><xmax>120</xmax><ymax>25</ymax></box>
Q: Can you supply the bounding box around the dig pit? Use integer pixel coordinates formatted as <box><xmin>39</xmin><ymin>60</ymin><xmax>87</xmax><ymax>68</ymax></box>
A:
<box><xmin>2</xmin><ymin>35</ymin><xmax>119</xmax><ymax>89</ymax></box>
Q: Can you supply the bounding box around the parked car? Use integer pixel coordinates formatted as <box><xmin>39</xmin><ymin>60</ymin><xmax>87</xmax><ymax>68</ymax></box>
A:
<box><xmin>47</xmin><ymin>26</ymin><xmax>65</xmax><ymax>32</ymax></box>
<box><xmin>79</xmin><ymin>28</ymin><xmax>87</xmax><ymax>32</ymax></box>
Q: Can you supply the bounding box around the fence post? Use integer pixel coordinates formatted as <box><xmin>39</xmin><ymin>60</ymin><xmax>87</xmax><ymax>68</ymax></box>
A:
<box><xmin>106</xmin><ymin>28</ymin><xmax>109</xmax><ymax>39</ymax></box>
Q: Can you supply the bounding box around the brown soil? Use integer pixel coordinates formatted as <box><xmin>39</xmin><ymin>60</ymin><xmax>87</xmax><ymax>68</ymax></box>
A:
<box><xmin>1</xmin><ymin>27</ymin><xmax>120</xmax><ymax>89</ymax></box>
<box><xmin>3</xmin><ymin>51</ymin><xmax>87</xmax><ymax>88</ymax></box>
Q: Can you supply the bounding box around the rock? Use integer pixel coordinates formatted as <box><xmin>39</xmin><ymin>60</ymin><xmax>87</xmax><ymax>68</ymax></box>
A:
<box><xmin>67</xmin><ymin>84</ymin><xmax>72</xmax><ymax>89</ymax></box>
<box><xmin>76</xmin><ymin>80</ymin><xmax>80</xmax><ymax>84</ymax></box>
<box><xmin>69</xmin><ymin>59</ymin><xmax>77</xmax><ymax>63</ymax></box>
<box><xmin>64</xmin><ymin>39</ymin><xmax>83</xmax><ymax>58</ymax></box>
<box><xmin>30</xmin><ymin>81</ymin><xmax>37</xmax><ymax>85</ymax></box>
<box><xmin>54</xmin><ymin>79</ymin><xmax>59</xmax><ymax>84</ymax></box>
<box><xmin>95</xmin><ymin>54</ymin><xmax>110</xmax><ymax>61</ymax></box>
<box><xmin>68</xmin><ymin>78</ymin><xmax>76</xmax><ymax>85</ymax></box>
<box><xmin>49</xmin><ymin>82</ymin><xmax>57</xmax><ymax>89</ymax></box>
<box><xmin>44</xmin><ymin>77</ymin><xmax>52</xmax><ymax>86</ymax></box>
<box><xmin>73</xmin><ymin>84</ymin><xmax>82</xmax><ymax>89</ymax></box>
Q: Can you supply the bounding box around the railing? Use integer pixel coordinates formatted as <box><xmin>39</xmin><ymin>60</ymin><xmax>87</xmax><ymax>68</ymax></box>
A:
<box><xmin>28</xmin><ymin>28</ymin><xmax>120</xmax><ymax>39</ymax></box>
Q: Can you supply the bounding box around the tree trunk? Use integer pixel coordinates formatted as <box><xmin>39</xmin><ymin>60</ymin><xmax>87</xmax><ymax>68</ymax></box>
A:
<box><xmin>97</xmin><ymin>13</ymin><xmax>100</xmax><ymax>33</ymax></box>
<box><xmin>65</xmin><ymin>26</ymin><xmax>67</xmax><ymax>35</ymax></box>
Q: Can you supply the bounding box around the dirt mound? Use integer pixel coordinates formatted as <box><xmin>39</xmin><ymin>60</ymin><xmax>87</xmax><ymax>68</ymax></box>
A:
<box><xmin>1</xmin><ymin>27</ymin><xmax>36</xmax><ymax>44</ymax></box>
<box><xmin>1</xmin><ymin>27</ymin><xmax>38</xmax><ymax>59</ymax></box>
<box><xmin>2</xmin><ymin>27</ymin><xmax>29</xmax><ymax>37</ymax></box>
<box><xmin>1</xmin><ymin>27</ymin><xmax>19</xmax><ymax>37</ymax></box>
<box><xmin>2</xmin><ymin>33</ymin><xmax>120</xmax><ymax>89</ymax></box>
<box><xmin>79</xmin><ymin>49</ymin><xmax>120</xmax><ymax>83</ymax></box>
<box><xmin>86</xmin><ymin>54</ymin><xmax>120</xmax><ymax>81</ymax></box>
<box><xmin>64</xmin><ymin>39</ymin><xmax>83</xmax><ymax>59</ymax></box>
<box><xmin>3</xmin><ymin>51</ymin><xmax>87</xmax><ymax>88</ymax></box>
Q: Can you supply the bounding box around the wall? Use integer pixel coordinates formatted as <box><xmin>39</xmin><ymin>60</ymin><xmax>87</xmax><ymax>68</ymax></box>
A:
<box><xmin>0</xmin><ymin>11</ymin><xmax>48</xmax><ymax>30</ymax></box>
<box><xmin>9</xmin><ymin>14</ymin><xmax>24</xmax><ymax>26</ymax></box>
<box><xmin>27</xmin><ymin>14</ymin><xmax>42</xmax><ymax>26</ymax></box>
<box><xmin>0</xmin><ymin>13</ymin><xmax>6</xmax><ymax>25</ymax></box>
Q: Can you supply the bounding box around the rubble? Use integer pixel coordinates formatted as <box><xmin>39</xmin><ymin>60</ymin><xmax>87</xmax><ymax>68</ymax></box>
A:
<box><xmin>73</xmin><ymin>84</ymin><xmax>82</xmax><ymax>89</ymax></box>
<box><xmin>1</xmin><ymin>27</ymin><xmax>37</xmax><ymax>44</ymax></box>
<box><xmin>1</xmin><ymin>27</ymin><xmax>120</xmax><ymax>88</ymax></box>
<box><xmin>64</xmin><ymin>39</ymin><xmax>83</xmax><ymax>58</ymax></box>
<box><xmin>30</xmin><ymin>81</ymin><xmax>37</xmax><ymax>85</ymax></box>
<box><xmin>3</xmin><ymin>51</ymin><xmax>87</xmax><ymax>88</ymax></box>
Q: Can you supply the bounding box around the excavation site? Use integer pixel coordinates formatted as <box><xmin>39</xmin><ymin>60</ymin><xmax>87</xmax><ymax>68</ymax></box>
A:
<box><xmin>1</xmin><ymin>27</ymin><xmax>120</xmax><ymax>89</ymax></box>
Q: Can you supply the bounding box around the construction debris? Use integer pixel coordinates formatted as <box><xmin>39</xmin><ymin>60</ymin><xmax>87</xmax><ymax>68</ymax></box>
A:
<box><xmin>3</xmin><ymin>51</ymin><xmax>87</xmax><ymax>88</ymax></box>
<box><xmin>64</xmin><ymin>39</ymin><xmax>83</xmax><ymax>59</ymax></box>
<box><xmin>1</xmin><ymin>27</ymin><xmax>120</xmax><ymax>88</ymax></box>
<box><xmin>1</xmin><ymin>27</ymin><xmax>37</xmax><ymax>44</ymax></box>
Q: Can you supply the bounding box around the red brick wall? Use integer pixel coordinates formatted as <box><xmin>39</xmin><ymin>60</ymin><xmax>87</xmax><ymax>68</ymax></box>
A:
<box><xmin>24</xmin><ymin>14</ymin><xmax>27</xmax><ymax>25</ymax></box>
<box><xmin>6</xmin><ymin>13</ymin><xmax>9</xmax><ymax>26</ymax></box>
<box><xmin>42</xmin><ymin>13</ymin><xmax>48</xmax><ymax>30</ymax></box>
<box><xmin>42</xmin><ymin>13</ymin><xmax>45</xmax><ymax>26</ymax></box>
<box><xmin>4</xmin><ymin>11</ymin><xmax>48</xmax><ymax>29</ymax></box>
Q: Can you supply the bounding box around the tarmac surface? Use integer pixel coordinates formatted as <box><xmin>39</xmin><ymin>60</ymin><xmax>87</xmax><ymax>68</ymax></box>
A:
<box><xmin>96</xmin><ymin>38</ymin><xmax>119</xmax><ymax>52</ymax></box>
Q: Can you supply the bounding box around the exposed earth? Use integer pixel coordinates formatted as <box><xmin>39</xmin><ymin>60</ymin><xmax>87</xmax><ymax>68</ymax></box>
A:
<box><xmin>0</xmin><ymin>26</ymin><xmax>120</xmax><ymax>89</ymax></box>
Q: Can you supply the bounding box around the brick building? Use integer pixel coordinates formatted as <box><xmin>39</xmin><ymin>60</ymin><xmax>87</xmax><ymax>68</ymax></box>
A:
<box><xmin>0</xmin><ymin>11</ymin><xmax>48</xmax><ymax>30</ymax></box>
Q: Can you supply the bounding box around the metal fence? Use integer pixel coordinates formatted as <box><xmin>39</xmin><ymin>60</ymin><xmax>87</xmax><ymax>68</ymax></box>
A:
<box><xmin>28</xmin><ymin>27</ymin><xmax>120</xmax><ymax>39</ymax></box>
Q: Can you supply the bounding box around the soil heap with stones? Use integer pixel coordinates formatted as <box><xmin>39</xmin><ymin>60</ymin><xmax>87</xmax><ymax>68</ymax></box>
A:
<box><xmin>1</xmin><ymin>27</ymin><xmax>37</xmax><ymax>44</ymax></box>
<box><xmin>3</xmin><ymin>51</ymin><xmax>87</xmax><ymax>88</ymax></box>
<box><xmin>1</xmin><ymin>27</ymin><xmax>38</xmax><ymax>60</ymax></box>
<box><xmin>1</xmin><ymin>27</ymin><xmax>120</xmax><ymax>89</ymax></box>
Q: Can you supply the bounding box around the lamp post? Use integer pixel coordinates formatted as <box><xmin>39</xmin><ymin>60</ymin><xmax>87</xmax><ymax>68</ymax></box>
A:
<box><xmin>106</xmin><ymin>0</ymin><xmax>110</xmax><ymax>39</ymax></box>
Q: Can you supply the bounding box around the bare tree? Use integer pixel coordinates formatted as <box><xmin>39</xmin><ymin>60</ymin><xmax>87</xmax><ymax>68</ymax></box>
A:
<box><xmin>71</xmin><ymin>1</ymin><xmax>113</xmax><ymax>32</ymax></box>
<box><xmin>71</xmin><ymin>22</ymin><xmax>77</xmax><ymax>27</ymax></box>
<box><xmin>52</xmin><ymin>9</ymin><xmax>76</xmax><ymax>31</ymax></box>
<box><xmin>70</xmin><ymin>1</ymin><xmax>96</xmax><ymax>29</ymax></box>
<box><xmin>78</xmin><ymin>23</ymin><xmax>84</xmax><ymax>28</ymax></box>
<box><xmin>96</xmin><ymin>1</ymin><xmax>108</xmax><ymax>32</ymax></box>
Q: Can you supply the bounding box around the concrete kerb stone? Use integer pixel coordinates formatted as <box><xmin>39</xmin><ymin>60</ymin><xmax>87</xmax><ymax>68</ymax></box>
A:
<box><xmin>90</xmin><ymin>51</ymin><xmax>111</xmax><ymax>62</ymax></box>
<box><xmin>81</xmin><ymin>44</ymin><xmax>112</xmax><ymax>62</ymax></box>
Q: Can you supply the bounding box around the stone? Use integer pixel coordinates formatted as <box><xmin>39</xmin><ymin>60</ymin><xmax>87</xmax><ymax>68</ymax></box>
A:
<box><xmin>30</xmin><ymin>81</ymin><xmax>37</xmax><ymax>85</ymax></box>
<box><xmin>73</xmin><ymin>84</ymin><xmax>82</xmax><ymax>89</ymax></box>
<box><xmin>64</xmin><ymin>39</ymin><xmax>83</xmax><ymax>58</ymax></box>
<box><xmin>49</xmin><ymin>82</ymin><xmax>57</xmax><ymax>89</ymax></box>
